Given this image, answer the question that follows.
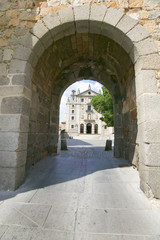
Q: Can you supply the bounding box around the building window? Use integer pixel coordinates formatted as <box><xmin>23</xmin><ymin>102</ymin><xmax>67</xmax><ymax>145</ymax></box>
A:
<box><xmin>81</xmin><ymin>98</ymin><xmax>84</xmax><ymax>102</ymax></box>
<box><xmin>88</xmin><ymin>105</ymin><xmax>91</xmax><ymax>111</ymax></box>
<box><xmin>71</xmin><ymin>125</ymin><xmax>74</xmax><ymax>128</ymax></box>
<box><xmin>71</xmin><ymin>116</ymin><xmax>74</xmax><ymax>120</ymax></box>
<box><xmin>88</xmin><ymin>114</ymin><xmax>91</xmax><ymax>120</ymax></box>
<box><xmin>80</xmin><ymin>124</ymin><xmax>84</xmax><ymax>133</ymax></box>
<box><xmin>72</xmin><ymin>110</ymin><xmax>74</xmax><ymax>113</ymax></box>
<box><xmin>72</xmin><ymin>105</ymin><xmax>74</xmax><ymax>108</ymax></box>
<box><xmin>81</xmin><ymin>115</ymin><xmax>84</xmax><ymax>119</ymax></box>
<box><xmin>104</xmin><ymin>125</ymin><xmax>107</xmax><ymax>129</ymax></box>
<box><xmin>95</xmin><ymin>124</ymin><xmax>98</xmax><ymax>134</ymax></box>
<box><xmin>88</xmin><ymin>91</ymin><xmax>91</xmax><ymax>95</ymax></box>
<box><xmin>72</xmin><ymin>97</ymin><xmax>74</xmax><ymax>101</ymax></box>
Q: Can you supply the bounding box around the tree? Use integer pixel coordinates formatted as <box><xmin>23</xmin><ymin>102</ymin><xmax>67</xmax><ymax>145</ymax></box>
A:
<box><xmin>91</xmin><ymin>86</ymin><xmax>114</xmax><ymax>126</ymax></box>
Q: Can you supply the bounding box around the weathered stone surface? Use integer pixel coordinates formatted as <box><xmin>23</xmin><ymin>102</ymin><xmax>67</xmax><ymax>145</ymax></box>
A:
<box><xmin>1</xmin><ymin>96</ymin><xmax>30</xmax><ymax>116</ymax></box>
<box><xmin>9</xmin><ymin>60</ymin><xmax>27</xmax><ymax>74</ymax></box>
<box><xmin>139</xmin><ymin>142</ymin><xmax>160</xmax><ymax>167</ymax></box>
<box><xmin>74</xmin><ymin>5</ymin><xmax>90</xmax><ymax>33</ymax></box>
<box><xmin>0</xmin><ymin>132</ymin><xmax>28</xmax><ymax>151</ymax></box>
<box><xmin>74</xmin><ymin>5</ymin><xmax>90</xmax><ymax>21</ymax></box>
<box><xmin>139</xmin><ymin>163</ymin><xmax>160</xmax><ymax>199</ymax></box>
<box><xmin>134</xmin><ymin>37</ymin><xmax>158</xmax><ymax>57</ymax></box>
<box><xmin>141</xmin><ymin>54</ymin><xmax>160</xmax><ymax>70</ymax></box>
<box><xmin>90</xmin><ymin>5</ymin><xmax>107</xmax><ymax>22</ymax></box>
<box><xmin>127</xmin><ymin>24</ymin><xmax>150</xmax><ymax>42</ymax></box>
<box><xmin>137</xmin><ymin>94</ymin><xmax>160</xmax><ymax>124</ymax></box>
<box><xmin>0</xmin><ymin>86</ymin><xmax>31</xmax><ymax>99</ymax></box>
<box><xmin>116</xmin><ymin>15</ymin><xmax>138</xmax><ymax>33</ymax></box>
<box><xmin>31</xmin><ymin>20</ymin><xmax>48</xmax><ymax>39</ymax></box>
<box><xmin>0</xmin><ymin>165</ymin><xmax>25</xmax><ymax>190</ymax></box>
<box><xmin>21</xmin><ymin>32</ymin><xmax>45</xmax><ymax>59</ymax></box>
<box><xmin>0</xmin><ymin>115</ymin><xmax>29</xmax><ymax>132</ymax></box>
<box><xmin>11</xmin><ymin>74</ymin><xmax>31</xmax><ymax>89</ymax></box>
<box><xmin>0</xmin><ymin>1</ymin><xmax>11</xmax><ymax>11</ymax></box>
<box><xmin>139</xmin><ymin>120</ymin><xmax>160</xmax><ymax>143</ymax></box>
<box><xmin>0</xmin><ymin>63</ymin><xmax>7</xmax><ymax>76</ymax></box>
<box><xmin>58</xmin><ymin>6</ymin><xmax>74</xmax><ymax>23</ymax></box>
<box><xmin>104</xmin><ymin>7</ymin><xmax>124</xmax><ymax>26</ymax></box>
<box><xmin>3</xmin><ymin>48</ymin><xmax>13</xmax><ymax>61</ymax></box>
<box><xmin>43</xmin><ymin>12</ymin><xmax>59</xmax><ymax>28</ymax></box>
<box><xmin>143</xmin><ymin>0</ymin><xmax>160</xmax><ymax>10</ymax></box>
<box><xmin>148</xmin><ymin>10</ymin><xmax>160</xmax><ymax>19</ymax></box>
<box><xmin>129</xmin><ymin>0</ymin><xmax>143</xmax><ymax>8</ymax></box>
<box><xmin>13</xmin><ymin>45</ymin><xmax>32</xmax><ymax>61</ymax></box>
<box><xmin>135</xmin><ymin>70</ymin><xmax>157</xmax><ymax>97</ymax></box>
<box><xmin>0</xmin><ymin>77</ymin><xmax>10</xmax><ymax>86</ymax></box>
<box><xmin>0</xmin><ymin>151</ymin><xmax>27</xmax><ymax>168</ymax></box>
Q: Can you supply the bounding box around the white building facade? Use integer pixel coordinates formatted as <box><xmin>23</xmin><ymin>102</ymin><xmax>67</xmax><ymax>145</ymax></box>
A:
<box><xmin>65</xmin><ymin>85</ymin><xmax>107</xmax><ymax>137</ymax></box>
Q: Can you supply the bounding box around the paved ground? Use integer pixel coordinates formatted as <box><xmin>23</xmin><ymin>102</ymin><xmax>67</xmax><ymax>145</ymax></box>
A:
<box><xmin>0</xmin><ymin>138</ymin><xmax>160</xmax><ymax>240</ymax></box>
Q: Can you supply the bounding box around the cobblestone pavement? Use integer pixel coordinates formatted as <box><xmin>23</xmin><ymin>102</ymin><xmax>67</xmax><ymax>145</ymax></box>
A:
<box><xmin>0</xmin><ymin>138</ymin><xmax>160</xmax><ymax>240</ymax></box>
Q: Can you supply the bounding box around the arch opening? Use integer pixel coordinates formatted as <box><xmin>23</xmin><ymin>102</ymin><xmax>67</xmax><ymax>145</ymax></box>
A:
<box><xmin>86</xmin><ymin>123</ymin><xmax>92</xmax><ymax>134</ymax></box>
<box><xmin>3</xmin><ymin>5</ymin><xmax>160</xmax><ymax>199</ymax></box>
<box><xmin>26</xmin><ymin>30</ymin><xmax>136</xmax><ymax>169</ymax></box>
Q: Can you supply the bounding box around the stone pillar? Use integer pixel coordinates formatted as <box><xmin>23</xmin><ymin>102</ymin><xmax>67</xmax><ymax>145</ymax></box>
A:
<box><xmin>137</xmin><ymin>93</ymin><xmax>160</xmax><ymax>199</ymax></box>
<box><xmin>84</xmin><ymin>123</ymin><xmax>86</xmax><ymax>134</ymax></box>
<box><xmin>92</xmin><ymin>123</ymin><xmax>94</xmax><ymax>134</ymax></box>
<box><xmin>114</xmin><ymin>102</ymin><xmax>124</xmax><ymax>158</ymax></box>
<box><xmin>0</xmin><ymin>83</ymin><xmax>31</xmax><ymax>190</ymax></box>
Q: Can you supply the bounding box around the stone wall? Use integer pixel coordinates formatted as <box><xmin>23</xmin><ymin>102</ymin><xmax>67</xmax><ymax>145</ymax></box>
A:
<box><xmin>0</xmin><ymin>1</ymin><xmax>160</xmax><ymax>199</ymax></box>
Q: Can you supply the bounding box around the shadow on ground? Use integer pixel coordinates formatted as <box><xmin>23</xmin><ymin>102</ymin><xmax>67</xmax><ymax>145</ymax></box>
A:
<box><xmin>0</xmin><ymin>138</ymin><xmax>130</xmax><ymax>202</ymax></box>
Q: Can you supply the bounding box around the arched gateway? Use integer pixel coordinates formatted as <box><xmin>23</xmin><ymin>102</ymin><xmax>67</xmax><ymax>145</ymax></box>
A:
<box><xmin>1</xmin><ymin>5</ymin><xmax>160</xmax><ymax>199</ymax></box>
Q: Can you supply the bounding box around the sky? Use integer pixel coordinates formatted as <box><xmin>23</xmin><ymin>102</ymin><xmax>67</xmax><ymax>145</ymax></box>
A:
<box><xmin>59</xmin><ymin>80</ymin><xmax>103</xmax><ymax>123</ymax></box>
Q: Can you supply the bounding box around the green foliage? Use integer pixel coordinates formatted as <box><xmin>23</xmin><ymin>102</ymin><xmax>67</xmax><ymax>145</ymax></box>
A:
<box><xmin>91</xmin><ymin>86</ymin><xmax>114</xmax><ymax>126</ymax></box>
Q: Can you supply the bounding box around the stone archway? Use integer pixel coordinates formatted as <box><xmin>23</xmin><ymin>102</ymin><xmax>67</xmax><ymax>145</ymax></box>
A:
<box><xmin>1</xmin><ymin>5</ymin><xmax>160</xmax><ymax>200</ymax></box>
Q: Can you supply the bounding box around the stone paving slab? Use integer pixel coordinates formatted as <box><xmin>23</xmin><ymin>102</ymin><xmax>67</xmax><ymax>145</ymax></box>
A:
<box><xmin>0</xmin><ymin>138</ymin><xmax>160</xmax><ymax>239</ymax></box>
<box><xmin>0</xmin><ymin>226</ymin><xmax>74</xmax><ymax>240</ymax></box>
<box><xmin>76</xmin><ymin>208</ymin><xmax>160</xmax><ymax>235</ymax></box>
<box><xmin>30</xmin><ymin>189</ymin><xmax>78</xmax><ymax>207</ymax></box>
<box><xmin>75</xmin><ymin>233</ymin><xmax>160</xmax><ymax>240</ymax></box>
<box><xmin>43</xmin><ymin>206</ymin><xmax>76</xmax><ymax>231</ymax></box>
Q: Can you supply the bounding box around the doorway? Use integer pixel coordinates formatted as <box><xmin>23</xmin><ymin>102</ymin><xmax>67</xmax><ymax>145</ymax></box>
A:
<box><xmin>86</xmin><ymin>123</ymin><xmax>92</xmax><ymax>134</ymax></box>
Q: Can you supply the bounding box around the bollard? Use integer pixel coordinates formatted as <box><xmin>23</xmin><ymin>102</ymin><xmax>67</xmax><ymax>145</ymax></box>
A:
<box><xmin>105</xmin><ymin>140</ymin><xmax>112</xmax><ymax>151</ymax></box>
<box><xmin>61</xmin><ymin>130</ymin><xmax>68</xmax><ymax>150</ymax></box>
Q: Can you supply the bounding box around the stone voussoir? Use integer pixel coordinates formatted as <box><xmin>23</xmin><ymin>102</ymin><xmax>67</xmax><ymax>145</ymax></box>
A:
<box><xmin>103</xmin><ymin>7</ymin><xmax>124</xmax><ymax>27</ymax></box>
<box><xmin>127</xmin><ymin>24</ymin><xmax>150</xmax><ymax>42</ymax></box>
<box><xmin>73</xmin><ymin>5</ymin><xmax>90</xmax><ymax>33</ymax></box>
<box><xmin>43</xmin><ymin>12</ymin><xmax>62</xmax><ymax>40</ymax></box>
<box><xmin>116</xmin><ymin>14</ymin><xmax>138</xmax><ymax>34</ymax></box>
<box><xmin>90</xmin><ymin>4</ymin><xmax>107</xmax><ymax>22</ymax></box>
<box><xmin>89</xmin><ymin>5</ymin><xmax>107</xmax><ymax>35</ymax></box>
<box><xmin>132</xmin><ymin>37</ymin><xmax>158</xmax><ymax>63</ymax></box>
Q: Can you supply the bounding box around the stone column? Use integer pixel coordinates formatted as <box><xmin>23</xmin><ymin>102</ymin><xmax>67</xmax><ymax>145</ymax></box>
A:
<box><xmin>136</xmin><ymin>68</ymin><xmax>160</xmax><ymax>199</ymax></box>
<box><xmin>0</xmin><ymin>75</ymin><xmax>31</xmax><ymax>190</ymax></box>
<box><xmin>92</xmin><ymin>123</ymin><xmax>94</xmax><ymax>134</ymax></box>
